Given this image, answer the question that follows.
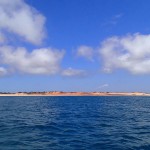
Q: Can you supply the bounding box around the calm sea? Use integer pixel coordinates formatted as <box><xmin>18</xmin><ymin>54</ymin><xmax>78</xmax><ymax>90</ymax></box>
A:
<box><xmin>0</xmin><ymin>96</ymin><xmax>150</xmax><ymax>150</ymax></box>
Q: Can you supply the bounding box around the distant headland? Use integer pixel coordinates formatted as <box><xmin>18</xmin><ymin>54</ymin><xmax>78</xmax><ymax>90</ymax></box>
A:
<box><xmin>0</xmin><ymin>92</ymin><xmax>149</xmax><ymax>96</ymax></box>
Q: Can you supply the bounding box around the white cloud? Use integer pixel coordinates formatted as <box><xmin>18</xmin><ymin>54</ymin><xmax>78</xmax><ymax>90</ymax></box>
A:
<box><xmin>0</xmin><ymin>67</ymin><xmax>7</xmax><ymax>76</ymax></box>
<box><xmin>111</xmin><ymin>13</ymin><xmax>123</xmax><ymax>24</ymax></box>
<box><xmin>102</xmin><ymin>13</ymin><xmax>123</xmax><ymax>27</ymax></box>
<box><xmin>0</xmin><ymin>0</ymin><xmax>46</xmax><ymax>44</ymax></box>
<box><xmin>0</xmin><ymin>0</ymin><xmax>66</xmax><ymax>76</ymax></box>
<box><xmin>62</xmin><ymin>67</ymin><xmax>87</xmax><ymax>77</ymax></box>
<box><xmin>0</xmin><ymin>46</ymin><xmax>64</xmax><ymax>75</ymax></box>
<box><xmin>100</xmin><ymin>33</ymin><xmax>150</xmax><ymax>74</ymax></box>
<box><xmin>76</xmin><ymin>45</ymin><xmax>94</xmax><ymax>61</ymax></box>
<box><xmin>98</xmin><ymin>84</ymin><xmax>109</xmax><ymax>89</ymax></box>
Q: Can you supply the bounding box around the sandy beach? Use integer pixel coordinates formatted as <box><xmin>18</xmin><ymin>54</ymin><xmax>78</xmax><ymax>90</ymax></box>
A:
<box><xmin>0</xmin><ymin>92</ymin><xmax>149</xmax><ymax>96</ymax></box>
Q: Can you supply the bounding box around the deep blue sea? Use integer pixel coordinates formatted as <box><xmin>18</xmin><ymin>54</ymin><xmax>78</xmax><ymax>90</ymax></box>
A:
<box><xmin>0</xmin><ymin>96</ymin><xmax>150</xmax><ymax>150</ymax></box>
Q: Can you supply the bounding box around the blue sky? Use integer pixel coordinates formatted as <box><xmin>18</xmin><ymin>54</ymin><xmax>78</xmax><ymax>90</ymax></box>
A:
<box><xmin>0</xmin><ymin>0</ymin><xmax>150</xmax><ymax>92</ymax></box>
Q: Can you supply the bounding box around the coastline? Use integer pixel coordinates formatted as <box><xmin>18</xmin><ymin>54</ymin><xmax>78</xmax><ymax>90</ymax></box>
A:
<box><xmin>0</xmin><ymin>92</ymin><xmax>150</xmax><ymax>96</ymax></box>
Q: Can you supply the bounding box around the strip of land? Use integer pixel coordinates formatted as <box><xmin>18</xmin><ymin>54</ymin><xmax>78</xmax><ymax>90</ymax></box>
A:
<box><xmin>0</xmin><ymin>92</ymin><xmax>149</xmax><ymax>96</ymax></box>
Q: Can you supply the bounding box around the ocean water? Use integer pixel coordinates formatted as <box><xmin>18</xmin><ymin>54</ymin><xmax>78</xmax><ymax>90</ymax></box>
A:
<box><xmin>0</xmin><ymin>96</ymin><xmax>150</xmax><ymax>150</ymax></box>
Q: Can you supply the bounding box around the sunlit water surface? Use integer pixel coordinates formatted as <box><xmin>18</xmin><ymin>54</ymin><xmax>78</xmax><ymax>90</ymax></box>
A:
<box><xmin>0</xmin><ymin>96</ymin><xmax>150</xmax><ymax>150</ymax></box>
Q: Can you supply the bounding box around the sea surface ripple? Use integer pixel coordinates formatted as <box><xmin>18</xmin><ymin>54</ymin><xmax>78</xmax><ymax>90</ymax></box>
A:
<box><xmin>0</xmin><ymin>96</ymin><xmax>150</xmax><ymax>150</ymax></box>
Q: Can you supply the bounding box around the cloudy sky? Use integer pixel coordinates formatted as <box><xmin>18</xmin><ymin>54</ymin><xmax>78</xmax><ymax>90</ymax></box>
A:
<box><xmin>0</xmin><ymin>0</ymin><xmax>150</xmax><ymax>92</ymax></box>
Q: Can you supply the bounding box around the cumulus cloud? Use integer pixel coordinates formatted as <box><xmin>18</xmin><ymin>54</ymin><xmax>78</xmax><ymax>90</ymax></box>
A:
<box><xmin>62</xmin><ymin>67</ymin><xmax>87</xmax><ymax>77</ymax></box>
<box><xmin>0</xmin><ymin>0</ymin><xmax>46</xmax><ymax>44</ymax></box>
<box><xmin>100</xmin><ymin>33</ymin><xmax>150</xmax><ymax>74</ymax></box>
<box><xmin>0</xmin><ymin>0</ymin><xmax>66</xmax><ymax>76</ymax></box>
<box><xmin>76</xmin><ymin>45</ymin><xmax>94</xmax><ymax>61</ymax></box>
<box><xmin>0</xmin><ymin>46</ymin><xmax>64</xmax><ymax>75</ymax></box>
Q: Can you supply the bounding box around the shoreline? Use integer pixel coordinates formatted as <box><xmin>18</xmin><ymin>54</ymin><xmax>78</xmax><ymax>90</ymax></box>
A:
<box><xmin>0</xmin><ymin>92</ymin><xmax>150</xmax><ymax>96</ymax></box>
